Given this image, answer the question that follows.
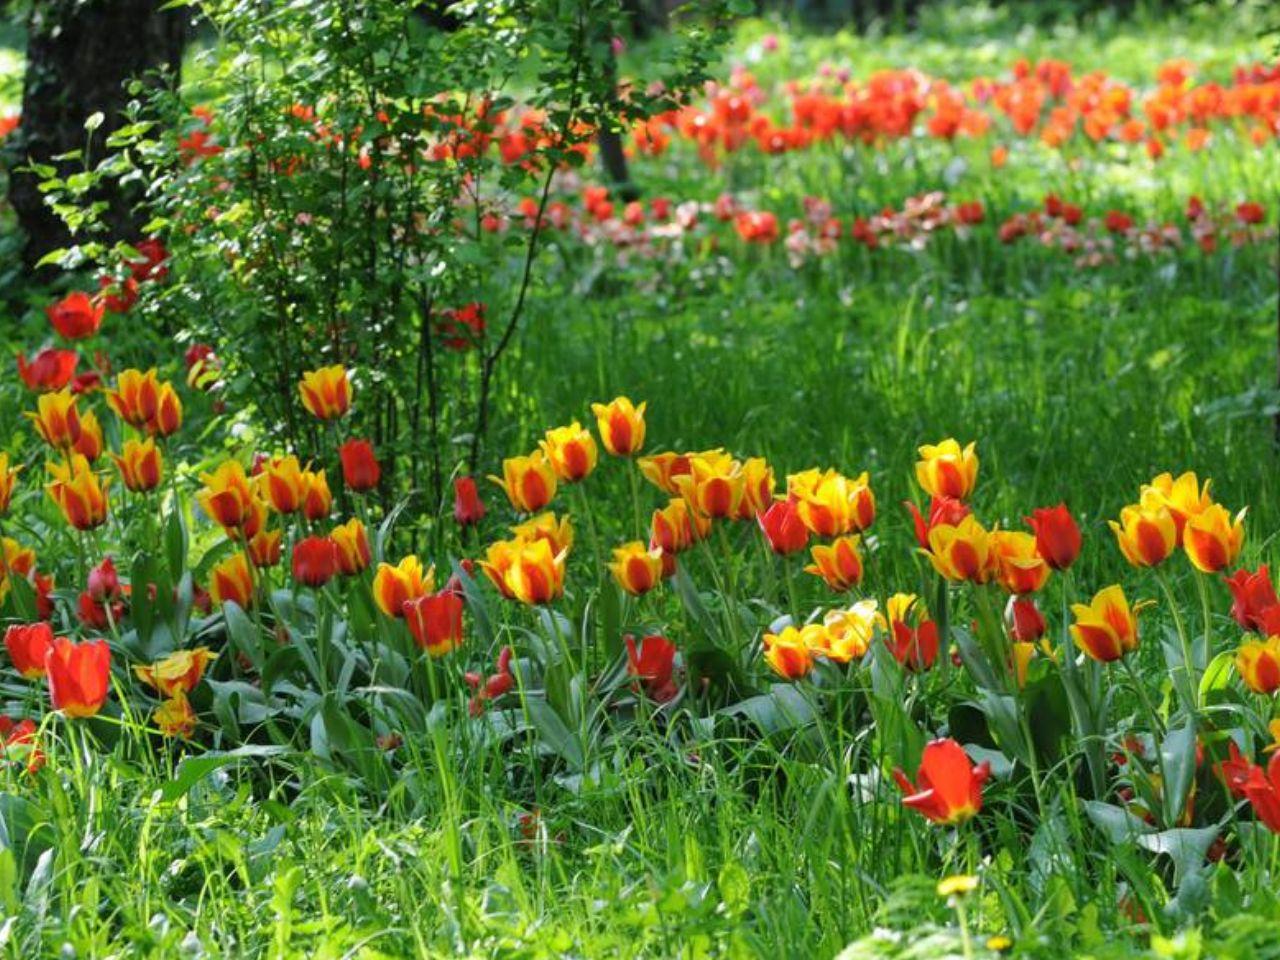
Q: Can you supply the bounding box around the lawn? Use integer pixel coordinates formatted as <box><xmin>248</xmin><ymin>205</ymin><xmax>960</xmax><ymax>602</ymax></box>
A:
<box><xmin>0</xmin><ymin>2</ymin><xmax>1278</xmax><ymax>958</ymax></box>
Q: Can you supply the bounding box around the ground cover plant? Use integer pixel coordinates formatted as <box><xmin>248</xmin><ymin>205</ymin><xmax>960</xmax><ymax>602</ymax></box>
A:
<box><xmin>0</xmin><ymin>1</ymin><xmax>1278</xmax><ymax>957</ymax></box>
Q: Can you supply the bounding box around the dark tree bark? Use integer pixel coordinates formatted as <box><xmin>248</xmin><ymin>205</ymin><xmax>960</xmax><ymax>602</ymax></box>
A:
<box><xmin>6</xmin><ymin>0</ymin><xmax>187</xmax><ymax>268</ymax></box>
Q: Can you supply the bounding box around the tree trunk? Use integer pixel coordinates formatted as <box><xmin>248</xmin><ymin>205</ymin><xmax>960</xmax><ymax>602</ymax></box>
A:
<box><xmin>6</xmin><ymin>0</ymin><xmax>187</xmax><ymax>268</ymax></box>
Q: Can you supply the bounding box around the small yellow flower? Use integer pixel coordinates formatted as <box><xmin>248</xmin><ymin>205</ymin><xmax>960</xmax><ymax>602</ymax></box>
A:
<box><xmin>936</xmin><ymin>874</ymin><xmax>979</xmax><ymax>897</ymax></box>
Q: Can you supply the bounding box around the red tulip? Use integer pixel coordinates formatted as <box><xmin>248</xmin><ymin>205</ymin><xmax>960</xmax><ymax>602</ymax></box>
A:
<box><xmin>905</xmin><ymin>496</ymin><xmax>970</xmax><ymax>550</ymax></box>
<box><xmin>16</xmin><ymin>348</ymin><xmax>78</xmax><ymax>392</ymax></box>
<box><xmin>1007</xmin><ymin>597</ymin><xmax>1046</xmax><ymax>643</ymax></box>
<box><xmin>129</xmin><ymin>238</ymin><xmax>169</xmax><ymax>283</ymax></box>
<box><xmin>1224</xmin><ymin>566</ymin><xmax>1279</xmax><ymax>633</ymax></box>
<box><xmin>1025</xmin><ymin>503</ymin><xmax>1082</xmax><ymax>571</ymax></box>
<box><xmin>403</xmin><ymin>591</ymin><xmax>464</xmax><ymax>657</ymax></box>
<box><xmin>886</xmin><ymin>619</ymin><xmax>940</xmax><ymax>672</ymax></box>
<box><xmin>45</xmin><ymin>637</ymin><xmax>111</xmax><ymax>718</ymax></box>
<box><xmin>86</xmin><ymin>556</ymin><xmax>120</xmax><ymax>601</ymax></box>
<box><xmin>892</xmin><ymin>738</ymin><xmax>990</xmax><ymax>826</ymax></box>
<box><xmin>625</xmin><ymin>634</ymin><xmax>678</xmax><ymax>702</ymax></box>
<box><xmin>757</xmin><ymin>499</ymin><xmax>809</xmax><ymax>555</ymax></box>
<box><xmin>1241</xmin><ymin>751</ymin><xmax>1280</xmax><ymax>833</ymax></box>
<box><xmin>4</xmin><ymin>622</ymin><xmax>54</xmax><ymax>679</ymax></box>
<box><xmin>453</xmin><ymin>476</ymin><xmax>486</xmax><ymax>526</ymax></box>
<box><xmin>339</xmin><ymin>439</ymin><xmax>381</xmax><ymax>492</ymax></box>
<box><xmin>46</xmin><ymin>292</ymin><xmax>105</xmax><ymax>340</ymax></box>
<box><xmin>291</xmin><ymin>536</ymin><xmax>338</xmax><ymax>588</ymax></box>
<box><xmin>97</xmin><ymin>275</ymin><xmax>138</xmax><ymax>313</ymax></box>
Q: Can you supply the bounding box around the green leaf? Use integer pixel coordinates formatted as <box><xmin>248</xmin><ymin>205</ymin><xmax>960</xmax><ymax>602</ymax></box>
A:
<box><xmin>159</xmin><ymin>745</ymin><xmax>288</xmax><ymax>802</ymax></box>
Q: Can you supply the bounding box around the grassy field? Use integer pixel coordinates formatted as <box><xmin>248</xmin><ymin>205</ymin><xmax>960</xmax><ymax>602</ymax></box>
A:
<box><xmin>0</xmin><ymin>4</ymin><xmax>1279</xmax><ymax>958</ymax></box>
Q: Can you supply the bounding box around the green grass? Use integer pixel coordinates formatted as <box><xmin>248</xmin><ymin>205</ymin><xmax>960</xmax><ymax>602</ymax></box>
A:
<box><xmin>2</xmin><ymin>4</ymin><xmax>1280</xmax><ymax>959</ymax></box>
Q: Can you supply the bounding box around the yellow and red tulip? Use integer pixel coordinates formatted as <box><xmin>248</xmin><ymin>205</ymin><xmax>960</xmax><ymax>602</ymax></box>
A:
<box><xmin>45</xmin><ymin>454</ymin><xmax>109</xmax><ymax>530</ymax></box>
<box><xmin>111</xmin><ymin>437</ymin><xmax>163</xmax><ymax>493</ymax></box>
<box><xmin>298</xmin><ymin>365</ymin><xmax>351</xmax><ymax>420</ymax></box>
<box><xmin>0</xmin><ymin>453</ymin><xmax>21</xmax><ymax>514</ymax></box>
<box><xmin>1070</xmin><ymin>585</ymin><xmax>1140</xmax><ymax>663</ymax></box>
<box><xmin>540</xmin><ymin>422</ymin><xmax>599</xmax><ymax>482</ymax></box>
<box><xmin>1110</xmin><ymin>496</ymin><xmax>1177</xmax><ymax>568</ymax></box>
<box><xmin>1237</xmin><ymin>636</ymin><xmax>1280</xmax><ymax>695</ymax></box>
<box><xmin>73</xmin><ymin>409</ymin><xmax>103</xmax><ymax>462</ymax></box>
<box><xmin>489</xmin><ymin>452</ymin><xmax>557</xmax><ymax>514</ymax></box>
<box><xmin>404</xmin><ymin>591</ymin><xmax>465</xmax><ymax>656</ymax></box>
<box><xmin>154</xmin><ymin>693</ymin><xmax>197</xmax><ymax>738</ymax></box>
<box><xmin>926</xmin><ymin>515</ymin><xmax>993</xmax><ymax>583</ymax></box>
<box><xmin>247</xmin><ymin>527</ymin><xmax>283</xmax><ymax>567</ymax></box>
<box><xmin>591</xmin><ymin>396</ymin><xmax>646</xmax><ymax>456</ymax></box>
<box><xmin>805</xmin><ymin>534</ymin><xmax>864</xmax><ymax>591</ymax></box>
<box><xmin>25</xmin><ymin>389</ymin><xmax>81</xmax><ymax>449</ymax></box>
<box><xmin>884</xmin><ymin>592</ymin><xmax>941</xmax><ymax>671</ymax></box>
<box><xmin>134</xmin><ymin>647</ymin><xmax>217</xmax><ymax>697</ymax></box>
<box><xmin>372</xmin><ymin>555</ymin><xmax>435</xmax><ymax>618</ymax></box>
<box><xmin>915</xmin><ymin>439</ymin><xmax>979</xmax><ymax>501</ymax></box>
<box><xmin>989</xmin><ymin>530</ymin><xmax>1051</xmax><ymax>594</ymax></box>
<box><xmin>511</xmin><ymin>512</ymin><xmax>575</xmax><ymax>558</ymax></box>
<box><xmin>609</xmin><ymin>541</ymin><xmax>664</xmax><ymax>596</ymax></box>
<box><xmin>817</xmin><ymin>600</ymin><xmax>879</xmax><ymax>662</ymax></box>
<box><xmin>301</xmin><ymin>469</ymin><xmax>333</xmax><ymax>521</ymax></box>
<box><xmin>1183</xmin><ymin>502</ymin><xmax>1245</xmax><ymax>573</ymax></box>
<box><xmin>197</xmin><ymin>461</ymin><xmax>258</xmax><ymax>531</ymax></box>
<box><xmin>105</xmin><ymin>368</ymin><xmax>161</xmax><ymax>428</ymax></box>
<box><xmin>331</xmin><ymin>518</ymin><xmax>372</xmax><ymax>575</ymax></box>
<box><xmin>762</xmin><ymin>626</ymin><xmax>815</xmax><ymax>679</ymax></box>
<box><xmin>502</xmin><ymin>537</ymin><xmax>567</xmax><ymax>605</ymax></box>
<box><xmin>209</xmin><ymin>553</ymin><xmax>255</xmax><ymax>608</ymax></box>
<box><xmin>673</xmin><ymin>454</ymin><xmax>745</xmax><ymax>519</ymax></box>
<box><xmin>260</xmin><ymin>455</ymin><xmax>309</xmax><ymax>513</ymax></box>
<box><xmin>737</xmin><ymin>457</ymin><xmax>776</xmax><ymax>520</ymax></box>
<box><xmin>1142</xmin><ymin>471</ymin><xmax>1212</xmax><ymax>541</ymax></box>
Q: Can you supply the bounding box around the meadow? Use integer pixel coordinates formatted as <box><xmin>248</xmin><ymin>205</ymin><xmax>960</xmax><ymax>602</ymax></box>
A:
<box><xmin>0</xmin><ymin>2</ymin><xmax>1279</xmax><ymax>957</ymax></box>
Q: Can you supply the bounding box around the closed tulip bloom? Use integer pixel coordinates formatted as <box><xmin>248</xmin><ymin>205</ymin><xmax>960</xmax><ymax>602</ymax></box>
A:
<box><xmin>737</xmin><ymin>457</ymin><xmax>776</xmax><ymax>519</ymax></box>
<box><xmin>298</xmin><ymin>365</ymin><xmax>351</xmax><ymax>420</ymax></box>
<box><xmin>247</xmin><ymin>528</ymin><xmax>283</xmax><ymax>567</ymax></box>
<box><xmin>906</xmin><ymin>495</ymin><xmax>970</xmax><ymax>549</ymax></box>
<box><xmin>885</xmin><ymin>594</ymin><xmax>940</xmax><ymax>672</ymax></box>
<box><xmin>788</xmin><ymin>468</ymin><xmax>853</xmax><ymax>537</ymax></box>
<box><xmin>134</xmin><ymin>647</ymin><xmax>216</xmax><ymax>697</ymax></box>
<box><xmin>45</xmin><ymin>455</ymin><xmax>109</xmax><ymax>530</ymax></box>
<box><xmin>106</xmin><ymin>368</ymin><xmax>161</xmax><ymax>428</ymax></box>
<box><xmin>1007</xmin><ymin>596</ymin><xmax>1047</xmax><ymax>643</ymax></box>
<box><xmin>490</xmin><ymin>452</ymin><xmax>557</xmax><ymax>514</ymax></box>
<box><xmin>339</xmin><ymin>439</ymin><xmax>381</xmax><ymax>492</ymax></box>
<box><xmin>25</xmin><ymin>390</ymin><xmax>81</xmax><ymax>449</ymax></box>
<box><xmin>154</xmin><ymin>693</ymin><xmax>197</xmax><ymax>738</ymax></box>
<box><xmin>1142</xmin><ymin>471</ymin><xmax>1213</xmax><ymax>542</ymax></box>
<box><xmin>260</xmin><ymin>455</ymin><xmax>308</xmax><ymax>513</ymax></box>
<box><xmin>330</xmin><ymin>518</ymin><xmax>372</xmax><ymax>575</ymax></box>
<box><xmin>1239</xmin><ymin>752</ymin><xmax>1280</xmax><ymax>833</ymax></box>
<box><xmin>818</xmin><ymin>599</ymin><xmax>879</xmax><ymax>662</ymax></box>
<box><xmin>1070</xmin><ymin>585</ymin><xmax>1139</xmax><ymax>663</ymax></box>
<box><xmin>111</xmin><ymin>437</ymin><xmax>163</xmax><ymax>492</ymax></box>
<box><xmin>302</xmin><ymin>470</ymin><xmax>333</xmax><ymax>522</ymax></box>
<box><xmin>478</xmin><ymin>538</ymin><xmax>522</xmax><ymax>600</ymax></box>
<box><xmin>1184</xmin><ymin>503</ymin><xmax>1246</xmax><ymax>573</ymax></box>
<box><xmin>758</xmin><ymin>499</ymin><xmax>809</xmax><ymax>554</ymax></box>
<box><xmin>927</xmin><ymin>515</ymin><xmax>993</xmax><ymax>583</ymax></box>
<box><xmin>915</xmin><ymin>439</ymin><xmax>979</xmax><ymax>501</ymax></box>
<box><xmin>505</xmin><ymin>537</ymin><xmax>567</xmax><ymax>605</ymax></box>
<box><xmin>453</xmin><ymin>476</ymin><xmax>486</xmax><ymax>526</ymax></box>
<box><xmin>17</xmin><ymin>348</ymin><xmax>78</xmax><ymax>392</ymax></box>
<box><xmin>1109</xmin><ymin>496</ymin><xmax>1177</xmax><ymax>568</ymax></box>
<box><xmin>990</xmin><ymin>530</ymin><xmax>1050</xmax><ymax>594</ymax></box>
<box><xmin>372</xmin><ymin>555</ymin><xmax>435</xmax><ymax>618</ymax></box>
<box><xmin>673</xmin><ymin>454</ymin><xmax>745</xmax><ymax>519</ymax></box>
<box><xmin>0</xmin><ymin>453</ymin><xmax>22</xmax><ymax>515</ymax></box>
<box><xmin>1026</xmin><ymin>503</ymin><xmax>1081</xmax><ymax>570</ymax></box>
<box><xmin>762</xmin><ymin>626</ymin><xmax>815</xmax><ymax>679</ymax></box>
<box><xmin>806</xmin><ymin>534</ymin><xmax>864</xmax><ymax>591</ymax></box>
<box><xmin>198</xmin><ymin>461</ymin><xmax>257</xmax><ymax>531</ymax></box>
<box><xmin>893</xmin><ymin>738</ymin><xmax>991</xmax><ymax>825</ymax></box>
<box><xmin>591</xmin><ymin>396</ymin><xmax>646</xmax><ymax>456</ymax></box>
<box><xmin>540</xmin><ymin>422</ymin><xmax>598</xmax><ymax>482</ymax></box>
<box><xmin>1224</xmin><ymin>566</ymin><xmax>1279</xmax><ymax>633</ymax></box>
<box><xmin>45</xmin><ymin>637</ymin><xmax>111</xmax><ymax>718</ymax></box>
<box><xmin>46</xmin><ymin>291</ymin><xmax>105</xmax><ymax>340</ymax></box>
<box><xmin>73</xmin><ymin>409</ymin><xmax>103</xmax><ymax>462</ymax></box>
<box><xmin>511</xmin><ymin>512</ymin><xmax>574</xmax><ymax>558</ymax></box>
<box><xmin>5</xmin><ymin>622</ymin><xmax>54</xmax><ymax>679</ymax></box>
<box><xmin>209</xmin><ymin>553</ymin><xmax>255</xmax><ymax>608</ymax></box>
<box><xmin>848</xmin><ymin>472</ymin><xmax>877</xmax><ymax>531</ymax></box>
<box><xmin>292</xmin><ymin>536</ymin><xmax>339</xmax><ymax>588</ymax></box>
<box><xmin>150</xmin><ymin>383</ymin><xmax>182</xmax><ymax>436</ymax></box>
<box><xmin>609</xmin><ymin>541</ymin><xmax>664</xmax><ymax>596</ymax></box>
<box><xmin>651</xmin><ymin>498</ymin><xmax>710</xmax><ymax>556</ymax></box>
<box><xmin>1237</xmin><ymin>637</ymin><xmax>1280</xmax><ymax>695</ymax></box>
<box><xmin>626</xmin><ymin>634</ymin><xmax>678</xmax><ymax>701</ymax></box>
<box><xmin>403</xmin><ymin>591</ymin><xmax>465</xmax><ymax>657</ymax></box>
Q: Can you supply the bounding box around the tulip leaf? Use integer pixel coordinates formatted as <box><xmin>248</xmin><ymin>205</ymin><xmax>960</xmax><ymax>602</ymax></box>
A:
<box><xmin>158</xmin><ymin>745</ymin><xmax>288</xmax><ymax>802</ymax></box>
<box><xmin>975</xmin><ymin>689</ymin><xmax>1030</xmax><ymax>766</ymax></box>
<box><xmin>222</xmin><ymin>601</ymin><xmax>264</xmax><ymax>675</ymax></box>
<box><xmin>1137</xmin><ymin>825</ymin><xmax>1220</xmax><ymax>887</ymax></box>
<box><xmin>524</xmin><ymin>699</ymin><xmax>584</xmax><ymax>770</ymax></box>
<box><xmin>1199</xmin><ymin>650</ymin><xmax>1236</xmax><ymax>701</ymax></box>
<box><xmin>165</xmin><ymin>503</ymin><xmax>188</xmax><ymax>579</ymax></box>
<box><xmin>1161</xmin><ymin>719</ymin><xmax>1198</xmax><ymax>826</ymax></box>
<box><xmin>1080</xmin><ymin>799</ymin><xmax>1155</xmax><ymax>844</ymax></box>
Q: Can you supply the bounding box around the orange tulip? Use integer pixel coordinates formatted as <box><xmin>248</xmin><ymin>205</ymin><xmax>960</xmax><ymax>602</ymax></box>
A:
<box><xmin>638</xmin><ymin>451</ymin><xmax>698</xmax><ymax>494</ymax></box>
<box><xmin>4</xmin><ymin>622</ymin><xmax>54</xmax><ymax>679</ymax></box>
<box><xmin>1070</xmin><ymin>585</ymin><xmax>1139</xmax><ymax>663</ymax></box>
<box><xmin>989</xmin><ymin>530</ymin><xmax>1051</xmax><ymax>594</ymax></box>
<box><xmin>151</xmin><ymin>382</ymin><xmax>183</xmax><ymax>436</ymax></box>
<box><xmin>489</xmin><ymin>452</ymin><xmax>557</xmax><ymax>514</ymax></box>
<box><xmin>0</xmin><ymin>453</ymin><xmax>22</xmax><ymax>515</ymax></box>
<box><xmin>762</xmin><ymin>626</ymin><xmax>814</xmax><ymax>679</ymax></box>
<box><xmin>45</xmin><ymin>637</ymin><xmax>111</xmax><ymax>718</ymax></box>
<box><xmin>298</xmin><ymin>365</ymin><xmax>351</xmax><ymax>420</ymax></box>
<box><xmin>134</xmin><ymin>647</ymin><xmax>216</xmax><ymax>697</ymax></box>
<box><xmin>673</xmin><ymin>454</ymin><xmax>745</xmax><ymax>519</ymax></box>
<box><xmin>372</xmin><ymin>555</ymin><xmax>434</xmax><ymax>618</ymax></box>
<box><xmin>1142</xmin><ymin>471</ymin><xmax>1212</xmax><ymax>542</ymax></box>
<box><xmin>106</xmin><ymin>368</ymin><xmax>161</xmax><ymax>428</ymax></box>
<box><xmin>197</xmin><ymin>461</ymin><xmax>257</xmax><ymax>531</ymax></box>
<box><xmin>805</xmin><ymin>534</ymin><xmax>864</xmax><ymax>591</ymax></box>
<box><xmin>111</xmin><ymin>437</ymin><xmax>163</xmax><ymax>493</ymax></box>
<box><xmin>591</xmin><ymin>396</ymin><xmax>646</xmax><ymax>456</ymax></box>
<box><xmin>331</xmin><ymin>518</ymin><xmax>372</xmax><ymax>575</ymax></box>
<box><xmin>301</xmin><ymin>469</ymin><xmax>333</xmax><ymax>521</ymax></box>
<box><xmin>502</xmin><ymin>537</ymin><xmax>567</xmax><ymax>605</ymax></box>
<box><xmin>478</xmin><ymin>538</ymin><xmax>522</xmax><ymax>600</ymax></box>
<box><xmin>915</xmin><ymin>439</ymin><xmax>979</xmax><ymax>501</ymax></box>
<box><xmin>260</xmin><ymin>455</ymin><xmax>309</xmax><ymax>513</ymax></box>
<box><xmin>736</xmin><ymin>457</ymin><xmax>776</xmax><ymax>519</ymax></box>
<box><xmin>1237</xmin><ymin>637</ymin><xmax>1280</xmax><ymax>695</ymax></box>
<box><xmin>788</xmin><ymin>469</ymin><xmax>869</xmax><ymax>537</ymax></box>
<box><xmin>1183</xmin><ymin>503</ymin><xmax>1245</xmax><ymax>573</ymax></box>
<box><xmin>817</xmin><ymin>600</ymin><xmax>879</xmax><ymax>662</ymax></box>
<box><xmin>209</xmin><ymin>553</ymin><xmax>255</xmax><ymax>608</ymax></box>
<box><xmin>73</xmin><ymin>409</ymin><xmax>103</xmax><ymax>462</ymax></box>
<box><xmin>926</xmin><ymin>515</ymin><xmax>993</xmax><ymax>583</ymax></box>
<box><xmin>247</xmin><ymin>528</ymin><xmax>283</xmax><ymax>567</ymax></box>
<box><xmin>1110</xmin><ymin>496</ymin><xmax>1177</xmax><ymax>568</ymax></box>
<box><xmin>893</xmin><ymin>738</ymin><xmax>990</xmax><ymax>825</ymax></box>
<box><xmin>609</xmin><ymin>541</ymin><xmax>664</xmax><ymax>596</ymax></box>
<box><xmin>154</xmin><ymin>693</ymin><xmax>197</xmax><ymax>738</ymax></box>
<box><xmin>511</xmin><ymin>512</ymin><xmax>574</xmax><ymax>558</ymax></box>
<box><xmin>540</xmin><ymin>422</ymin><xmax>598</xmax><ymax>482</ymax></box>
<box><xmin>25</xmin><ymin>389</ymin><xmax>81</xmax><ymax>449</ymax></box>
<box><xmin>45</xmin><ymin>455</ymin><xmax>109</xmax><ymax>530</ymax></box>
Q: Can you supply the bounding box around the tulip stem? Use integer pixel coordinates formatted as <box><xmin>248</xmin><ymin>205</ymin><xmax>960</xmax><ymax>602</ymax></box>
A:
<box><xmin>1155</xmin><ymin>567</ymin><xmax>1198</xmax><ymax>711</ymax></box>
<box><xmin>626</xmin><ymin>461</ymin><xmax>642</xmax><ymax>541</ymax></box>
